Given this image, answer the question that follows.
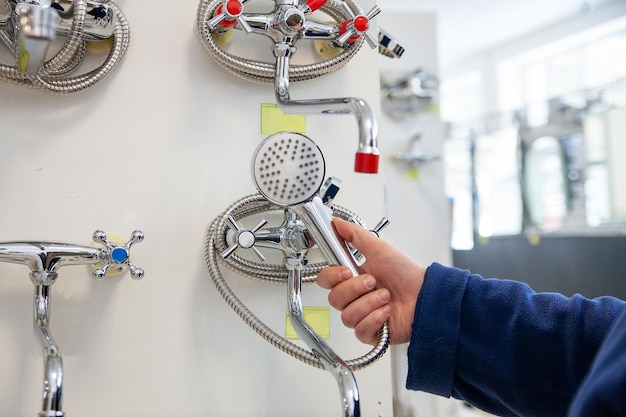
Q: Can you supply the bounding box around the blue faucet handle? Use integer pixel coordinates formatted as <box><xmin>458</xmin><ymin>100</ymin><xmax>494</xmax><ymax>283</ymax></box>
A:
<box><xmin>92</xmin><ymin>230</ymin><xmax>145</xmax><ymax>280</ymax></box>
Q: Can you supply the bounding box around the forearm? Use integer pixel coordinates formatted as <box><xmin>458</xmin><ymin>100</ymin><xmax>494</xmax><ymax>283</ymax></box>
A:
<box><xmin>407</xmin><ymin>262</ymin><xmax>625</xmax><ymax>416</ymax></box>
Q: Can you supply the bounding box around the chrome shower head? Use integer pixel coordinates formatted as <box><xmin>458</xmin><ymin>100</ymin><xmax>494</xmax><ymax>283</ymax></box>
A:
<box><xmin>251</xmin><ymin>132</ymin><xmax>326</xmax><ymax>206</ymax></box>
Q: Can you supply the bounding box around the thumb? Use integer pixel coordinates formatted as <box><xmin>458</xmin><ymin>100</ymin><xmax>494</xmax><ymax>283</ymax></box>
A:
<box><xmin>332</xmin><ymin>217</ymin><xmax>386</xmax><ymax>260</ymax></box>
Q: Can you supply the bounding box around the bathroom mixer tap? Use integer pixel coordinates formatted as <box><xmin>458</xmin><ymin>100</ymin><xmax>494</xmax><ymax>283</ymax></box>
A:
<box><xmin>205</xmin><ymin>132</ymin><xmax>389</xmax><ymax>416</ymax></box>
<box><xmin>196</xmin><ymin>0</ymin><xmax>404</xmax><ymax>174</ymax></box>
<box><xmin>0</xmin><ymin>230</ymin><xmax>144</xmax><ymax>417</ymax></box>
<box><xmin>0</xmin><ymin>0</ymin><xmax>130</xmax><ymax>93</ymax></box>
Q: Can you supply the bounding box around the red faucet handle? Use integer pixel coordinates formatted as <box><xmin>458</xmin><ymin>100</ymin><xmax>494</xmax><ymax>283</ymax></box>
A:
<box><xmin>354</xmin><ymin>152</ymin><xmax>379</xmax><ymax>174</ymax></box>
<box><xmin>305</xmin><ymin>0</ymin><xmax>327</xmax><ymax>12</ymax></box>
<box><xmin>337</xmin><ymin>5</ymin><xmax>380</xmax><ymax>47</ymax></box>
<box><xmin>338</xmin><ymin>17</ymin><xmax>367</xmax><ymax>44</ymax></box>
<box><xmin>212</xmin><ymin>0</ymin><xmax>244</xmax><ymax>28</ymax></box>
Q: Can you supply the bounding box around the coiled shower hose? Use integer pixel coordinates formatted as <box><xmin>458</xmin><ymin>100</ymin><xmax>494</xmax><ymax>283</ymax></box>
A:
<box><xmin>205</xmin><ymin>194</ymin><xmax>389</xmax><ymax>370</ymax></box>
<box><xmin>195</xmin><ymin>0</ymin><xmax>366</xmax><ymax>84</ymax></box>
<box><xmin>0</xmin><ymin>0</ymin><xmax>130</xmax><ymax>94</ymax></box>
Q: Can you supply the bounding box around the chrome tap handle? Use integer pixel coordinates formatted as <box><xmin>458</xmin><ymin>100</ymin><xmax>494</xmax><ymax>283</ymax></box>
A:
<box><xmin>221</xmin><ymin>216</ymin><xmax>268</xmax><ymax>261</ymax></box>
<box><xmin>349</xmin><ymin>217</ymin><xmax>389</xmax><ymax>261</ymax></box>
<box><xmin>370</xmin><ymin>217</ymin><xmax>390</xmax><ymax>237</ymax></box>
<box><xmin>92</xmin><ymin>230</ymin><xmax>145</xmax><ymax>280</ymax></box>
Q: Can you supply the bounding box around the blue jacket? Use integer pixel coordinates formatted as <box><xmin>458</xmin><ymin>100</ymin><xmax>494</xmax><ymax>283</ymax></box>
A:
<box><xmin>407</xmin><ymin>262</ymin><xmax>626</xmax><ymax>416</ymax></box>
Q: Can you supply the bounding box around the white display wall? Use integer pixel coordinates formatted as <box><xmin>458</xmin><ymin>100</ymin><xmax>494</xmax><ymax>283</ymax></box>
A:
<box><xmin>0</xmin><ymin>1</ymin><xmax>392</xmax><ymax>416</ymax></box>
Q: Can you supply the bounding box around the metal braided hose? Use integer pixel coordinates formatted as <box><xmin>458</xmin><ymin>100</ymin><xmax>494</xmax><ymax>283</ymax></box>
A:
<box><xmin>0</xmin><ymin>1</ymin><xmax>130</xmax><ymax>94</ymax></box>
<box><xmin>33</xmin><ymin>4</ymin><xmax>131</xmax><ymax>93</ymax></box>
<box><xmin>204</xmin><ymin>193</ymin><xmax>389</xmax><ymax>370</ymax></box>
<box><xmin>195</xmin><ymin>0</ymin><xmax>365</xmax><ymax>84</ymax></box>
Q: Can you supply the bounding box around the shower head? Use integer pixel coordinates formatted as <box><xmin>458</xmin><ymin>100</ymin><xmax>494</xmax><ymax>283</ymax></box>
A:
<box><xmin>251</xmin><ymin>132</ymin><xmax>326</xmax><ymax>206</ymax></box>
<box><xmin>251</xmin><ymin>131</ymin><xmax>361</xmax><ymax>277</ymax></box>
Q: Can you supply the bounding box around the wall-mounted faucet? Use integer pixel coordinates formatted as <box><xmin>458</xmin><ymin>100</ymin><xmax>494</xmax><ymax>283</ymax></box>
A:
<box><xmin>0</xmin><ymin>230</ymin><xmax>144</xmax><ymax>417</ymax></box>
<box><xmin>196</xmin><ymin>0</ymin><xmax>405</xmax><ymax>174</ymax></box>
<box><xmin>0</xmin><ymin>0</ymin><xmax>130</xmax><ymax>93</ymax></box>
<box><xmin>205</xmin><ymin>133</ymin><xmax>389</xmax><ymax>417</ymax></box>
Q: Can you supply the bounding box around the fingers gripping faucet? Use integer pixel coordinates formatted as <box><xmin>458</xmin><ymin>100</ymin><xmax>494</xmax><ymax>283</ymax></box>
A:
<box><xmin>0</xmin><ymin>229</ymin><xmax>144</xmax><ymax>417</ymax></box>
<box><xmin>205</xmin><ymin>132</ymin><xmax>389</xmax><ymax>417</ymax></box>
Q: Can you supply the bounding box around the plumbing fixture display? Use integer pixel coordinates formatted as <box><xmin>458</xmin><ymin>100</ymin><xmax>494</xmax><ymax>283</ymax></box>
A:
<box><xmin>205</xmin><ymin>132</ymin><xmax>389</xmax><ymax>417</ymax></box>
<box><xmin>392</xmin><ymin>133</ymin><xmax>440</xmax><ymax>169</ymax></box>
<box><xmin>381</xmin><ymin>69</ymin><xmax>439</xmax><ymax>120</ymax></box>
<box><xmin>196</xmin><ymin>0</ymin><xmax>404</xmax><ymax>174</ymax></box>
<box><xmin>0</xmin><ymin>230</ymin><xmax>144</xmax><ymax>417</ymax></box>
<box><xmin>0</xmin><ymin>0</ymin><xmax>130</xmax><ymax>93</ymax></box>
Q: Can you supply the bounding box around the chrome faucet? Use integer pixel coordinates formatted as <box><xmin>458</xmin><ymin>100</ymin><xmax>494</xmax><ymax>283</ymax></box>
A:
<box><xmin>213</xmin><ymin>133</ymin><xmax>389</xmax><ymax>417</ymax></box>
<box><xmin>197</xmin><ymin>0</ymin><xmax>395</xmax><ymax>173</ymax></box>
<box><xmin>0</xmin><ymin>0</ymin><xmax>130</xmax><ymax>93</ymax></box>
<box><xmin>0</xmin><ymin>230</ymin><xmax>144</xmax><ymax>417</ymax></box>
<box><xmin>12</xmin><ymin>2</ymin><xmax>60</xmax><ymax>73</ymax></box>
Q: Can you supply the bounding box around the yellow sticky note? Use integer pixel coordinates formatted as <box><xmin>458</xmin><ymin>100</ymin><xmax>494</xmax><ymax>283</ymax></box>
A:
<box><xmin>261</xmin><ymin>103</ymin><xmax>306</xmax><ymax>135</ymax></box>
<box><xmin>406</xmin><ymin>167</ymin><xmax>420</xmax><ymax>180</ymax></box>
<box><xmin>285</xmin><ymin>307</ymin><xmax>331</xmax><ymax>339</ymax></box>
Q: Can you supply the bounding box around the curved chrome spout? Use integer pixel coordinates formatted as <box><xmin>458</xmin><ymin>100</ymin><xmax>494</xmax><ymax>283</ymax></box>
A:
<box><xmin>285</xmin><ymin>256</ymin><xmax>360</xmax><ymax>417</ymax></box>
<box><xmin>274</xmin><ymin>43</ymin><xmax>380</xmax><ymax>174</ymax></box>
<box><xmin>34</xmin><ymin>284</ymin><xmax>64</xmax><ymax>417</ymax></box>
<box><xmin>0</xmin><ymin>230</ymin><xmax>144</xmax><ymax>416</ymax></box>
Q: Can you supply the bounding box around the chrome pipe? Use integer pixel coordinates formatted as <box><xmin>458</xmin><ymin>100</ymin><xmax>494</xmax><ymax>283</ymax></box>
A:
<box><xmin>286</xmin><ymin>255</ymin><xmax>360</xmax><ymax>417</ymax></box>
<box><xmin>0</xmin><ymin>242</ymin><xmax>107</xmax><ymax>282</ymax></box>
<box><xmin>34</xmin><ymin>284</ymin><xmax>64</xmax><ymax>417</ymax></box>
<box><xmin>274</xmin><ymin>48</ymin><xmax>380</xmax><ymax>173</ymax></box>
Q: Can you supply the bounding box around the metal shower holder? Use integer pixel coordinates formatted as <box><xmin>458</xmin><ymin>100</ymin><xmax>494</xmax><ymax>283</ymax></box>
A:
<box><xmin>205</xmin><ymin>132</ymin><xmax>389</xmax><ymax>417</ymax></box>
<box><xmin>0</xmin><ymin>229</ymin><xmax>144</xmax><ymax>417</ymax></box>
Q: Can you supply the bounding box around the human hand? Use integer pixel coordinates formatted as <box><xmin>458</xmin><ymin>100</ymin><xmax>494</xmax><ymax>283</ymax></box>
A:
<box><xmin>317</xmin><ymin>218</ymin><xmax>425</xmax><ymax>345</ymax></box>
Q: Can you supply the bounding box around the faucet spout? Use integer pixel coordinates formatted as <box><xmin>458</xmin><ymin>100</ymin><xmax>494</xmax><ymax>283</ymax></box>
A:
<box><xmin>286</xmin><ymin>255</ymin><xmax>360</xmax><ymax>417</ymax></box>
<box><xmin>34</xmin><ymin>284</ymin><xmax>64</xmax><ymax>417</ymax></box>
<box><xmin>13</xmin><ymin>2</ymin><xmax>60</xmax><ymax>73</ymax></box>
<box><xmin>274</xmin><ymin>45</ymin><xmax>379</xmax><ymax>174</ymax></box>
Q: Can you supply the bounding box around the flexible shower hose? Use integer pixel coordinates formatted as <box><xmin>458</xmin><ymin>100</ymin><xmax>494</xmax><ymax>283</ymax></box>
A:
<box><xmin>0</xmin><ymin>0</ymin><xmax>130</xmax><ymax>94</ymax></box>
<box><xmin>195</xmin><ymin>0</ymin><xmax>366</xmax><ymax>84</ymax></box>
<box><xmin>205</xmin><ymin>194</ymin><xmax>389</xmax><ymax>370</ymax></box>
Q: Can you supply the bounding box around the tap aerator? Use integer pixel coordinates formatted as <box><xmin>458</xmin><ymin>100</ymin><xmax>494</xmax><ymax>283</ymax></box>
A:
<box><xmin>354</xmin><ymin>152</ymin><xmax>379</xmax><ymax>174</ymax></box>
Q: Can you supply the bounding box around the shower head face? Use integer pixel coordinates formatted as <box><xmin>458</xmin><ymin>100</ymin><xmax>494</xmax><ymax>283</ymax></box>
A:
<box><xmin>252</xmin><ymin>132</ymin><xmax>326</xmax><ymax>206</ymax></box>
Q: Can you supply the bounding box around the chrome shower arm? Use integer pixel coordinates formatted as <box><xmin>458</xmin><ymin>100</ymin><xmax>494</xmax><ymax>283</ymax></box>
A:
<box><xmin>286</xmin><ymin>255</ymin><xmax>360</xmax><ymax>417</ymax></box>
<box><xmin>274</xmin><ymin>44</ymin><xmax>380</xmax><ymax>173</ymax></box>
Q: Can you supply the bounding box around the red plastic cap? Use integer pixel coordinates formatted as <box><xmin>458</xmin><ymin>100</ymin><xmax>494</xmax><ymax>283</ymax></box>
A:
<box><xmin>226</xmin><ymin>0</ymin><xmax>242</xmax><ymax>16</ymax></box>
<box><xmin>354</xmin><ymin>16</ymin><xmax>369</xmax><ymax>32</ymax></box>
<box><xmin>354</xmin><ymin>152</ymin><xmax>379</xmax><ymax>174</ymax></box>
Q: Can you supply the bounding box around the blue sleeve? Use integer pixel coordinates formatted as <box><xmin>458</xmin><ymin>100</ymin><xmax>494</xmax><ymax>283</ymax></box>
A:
<box><xmin>406</xmin><ymin>262</ymin><xmax>626</xmax><ymax>417</ymax></box>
